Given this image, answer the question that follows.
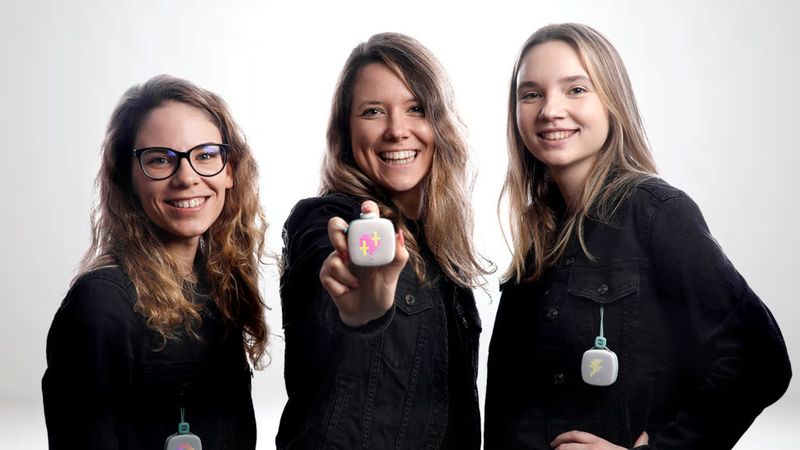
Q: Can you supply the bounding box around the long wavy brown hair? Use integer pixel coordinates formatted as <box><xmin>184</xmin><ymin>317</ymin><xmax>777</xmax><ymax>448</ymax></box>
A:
<box><xmin>321</xmin><ymin>32</ymin><xmax>493</xmax><ymax>287</ymax></box>
<box><xmin>501</xmin><ymin>23</ymin><xmax>658</xmax><ymax>283</ymax></box>
<box><xmin>79</xmin><ymin>75</ymin><xmax>269</xmax><ymax>368</ymax></box>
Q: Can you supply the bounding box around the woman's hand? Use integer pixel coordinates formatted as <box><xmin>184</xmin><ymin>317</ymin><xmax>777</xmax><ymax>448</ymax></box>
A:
<box><xmin>551</xmin><ymin>430</ymin><xmax>648</xmax><ymax>450</ymax></box>
<box><xmin>319</xmin><ymin>200</ymin><xmax>409</xmax><ymax>327</ymax></box>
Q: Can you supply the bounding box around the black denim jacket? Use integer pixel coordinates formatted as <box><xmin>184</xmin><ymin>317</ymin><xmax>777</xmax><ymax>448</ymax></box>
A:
<box><xmin>485</xmin><ymin>178</ymin><xmax>791</xmax><ymax>450</ymax></box>
<box><xmin>277</xmin><ymin>193</ymin><xmax>481</xmax><ymax>449</ymax></box>
<box><xmin>43</xmin><ymin>266</ymin><xmax>256</xmax><ymax>449</ymax></box>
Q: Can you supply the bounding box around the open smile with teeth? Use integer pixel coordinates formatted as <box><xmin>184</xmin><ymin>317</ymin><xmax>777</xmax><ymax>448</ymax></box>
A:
<box><xmin>539</xmin><ymin>130</ymin><xmax>578</xmax><ymax>140</ymax></box>
<box><xmin>168</xmin><ymin>197</ymin><xmax>207</xmax><ymax>209</ymax></box>
<box><xmin>379</xmin><ymin>150</ymin><xmax>419</xmax><ymax>165</ymax></box>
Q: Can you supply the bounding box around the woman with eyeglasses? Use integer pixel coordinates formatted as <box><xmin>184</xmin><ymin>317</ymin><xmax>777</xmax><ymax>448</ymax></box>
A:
<box><xmin>485</xmin><ymin>23</ymin><xmax>791</xmax><ymax>449</ymax></box>
<box><xmin>276</xmin><ymin>33</ymin><xmax>492</xmax><ymax>449</ymax></box>
<box><xmin>42</xmin><ymin>75</ymin><xmax>268</xmax><ymax>449</ymax></box>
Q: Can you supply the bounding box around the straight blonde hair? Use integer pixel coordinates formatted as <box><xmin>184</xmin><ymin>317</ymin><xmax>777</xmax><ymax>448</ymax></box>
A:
<box><xmin>501</xmin><ymin>23</ymin><xmax>657</xmax><ymax>282</ymax></box>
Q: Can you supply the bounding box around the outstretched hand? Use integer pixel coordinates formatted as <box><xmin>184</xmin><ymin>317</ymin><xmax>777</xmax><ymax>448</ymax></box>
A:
<box><xmin>319</xmin><ymin>200</ymin><xmax>409</xmax><ymax>327</ymax></box>
<box><xmin>551</xmin><ymin>430</ymin><xmax>649</xmax><ymax>450</ymax></box>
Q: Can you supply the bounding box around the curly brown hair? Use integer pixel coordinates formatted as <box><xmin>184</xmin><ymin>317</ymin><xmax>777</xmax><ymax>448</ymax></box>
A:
<box><xmin>79</xmin><ymin>74</ymin><xmax>269</xmax><ymax>368</ymax></box>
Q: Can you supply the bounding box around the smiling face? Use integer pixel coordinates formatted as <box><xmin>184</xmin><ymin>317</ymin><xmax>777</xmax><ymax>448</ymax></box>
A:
<box><xmin>349</xmin><ymin>62</ymin><xmax>434</xmax><ymax>215</ymax></box>
<box><xmin>131</xmin><ymin>100</ymin><xmax>232</xmax><ymax>249</ymax></box>
<box><xmin>516</xmin><ymin>40</ymin><xmax>610</xmax><ymax>189</ymax></box>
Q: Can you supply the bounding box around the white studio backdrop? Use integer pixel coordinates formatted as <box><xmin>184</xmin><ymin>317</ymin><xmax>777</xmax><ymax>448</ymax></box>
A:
<box><xmin>1</xmin><ymin>0</ymin><xmax>798</xmax><ymax>448</ymax></box>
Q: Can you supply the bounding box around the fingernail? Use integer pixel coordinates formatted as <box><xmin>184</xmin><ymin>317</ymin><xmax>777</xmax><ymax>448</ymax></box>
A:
<box><xmin>340</xmin><ymin>224</ymin><xmax>349</xmax><ymax>233</ymax></box>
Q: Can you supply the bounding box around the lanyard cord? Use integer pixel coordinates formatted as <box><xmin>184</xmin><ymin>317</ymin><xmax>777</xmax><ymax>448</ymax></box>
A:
<box><xmin>594</xmin><ymin>305</ymin><xmax>608</xmax><ymax>349</ymax></box>
<box><xmin>599</xmin><ymin>305</ymin><xmax>604</xmax><ymax>338</ymax></box>
<box><xmin>178</xmin><ymin>407</ymin><xmax>190</xmax><ymax>434</ymax></box>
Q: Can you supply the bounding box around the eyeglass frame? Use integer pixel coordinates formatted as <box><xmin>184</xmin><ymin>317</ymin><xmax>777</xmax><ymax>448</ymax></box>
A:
<box><xmin>132</xmin><ymin>143</ymin><xmax>231</xmax><ymax>181</ymax></box>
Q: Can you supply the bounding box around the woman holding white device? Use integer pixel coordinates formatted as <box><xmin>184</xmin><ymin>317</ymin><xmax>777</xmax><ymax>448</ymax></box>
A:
<box><xmin>277</xmin><ymin>32</ymin><xmax>491</xmax><ymax>449</ymax></box>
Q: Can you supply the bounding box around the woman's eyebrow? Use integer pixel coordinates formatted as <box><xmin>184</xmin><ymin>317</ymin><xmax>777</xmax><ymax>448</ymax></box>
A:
<box><xmin>353</xmin><ymin>96</ymin><xmax>418</xmax><ymax>109</ymax></box>
<box><xmin>353</xmin><ymin>100</ymin><xmax>383</xmax><ymax>109</ymax></box>
<box><xmin>561</xmin><ymin>75</ymin><xmax>593</xmax><ymax>85</ymax></box>
<box><xmin>518</xmin><ymin>75</ymin><xmax>593</xmax><ymax>91</ymax></box>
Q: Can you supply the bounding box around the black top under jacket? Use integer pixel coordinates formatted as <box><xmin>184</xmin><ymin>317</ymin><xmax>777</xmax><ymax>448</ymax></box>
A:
<box><xmin>277</xmin><ymin>193</ymin><xmax>482</xmax><ymax>449</ymax></box>
<box><xmin>43</xmin><ymin>265</ymin><xmax>256</xmax><ymax>449</ymax></box>
<box><xmin>485</xmin><ymin>178</ymin><xmax>791</xmax><ymax>450</ymax></box>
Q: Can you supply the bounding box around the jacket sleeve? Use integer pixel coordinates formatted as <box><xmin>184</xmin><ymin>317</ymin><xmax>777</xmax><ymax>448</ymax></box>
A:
<box><xmin>42</xmin><ymin>276</ymin><xmax>136</xmax><ymax>450</ymax></box>
<box><xmin>484</xmin><ymin>282</ymin><xmax>529</xmax><ymax>449</ymax></box>
<box><xmin>278</xmin><ymin>195</ymin><xmax>397</xmax><ymax>445</ymax></box>
<box><xmin>280</xmin><ymin>194</ymin><xmax>395</xmax><ymax>335</ymax></box>
<box><xmin>647</xmin><ymin>194</ymin><xmax>791</xmax><ymax>449</ymax></box>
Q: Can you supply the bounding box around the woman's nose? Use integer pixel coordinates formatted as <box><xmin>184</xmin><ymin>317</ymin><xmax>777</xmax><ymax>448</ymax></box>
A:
<box><xmin>171</xmin><ymin>157</ymin><xmax>199</xmax><ymax>186</ymax></box>
<box><xmin>383</xmin><ymin>114</ymin><xmax>411</xmax><ymax>141</ymax></box>
<box><xmin>538</xmin><ymin>95</ymin><xmax>567</xmax><ymax>121</ymax></box>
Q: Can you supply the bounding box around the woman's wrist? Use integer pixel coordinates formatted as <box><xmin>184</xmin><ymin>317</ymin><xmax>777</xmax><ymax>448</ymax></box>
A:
<box><xmin>338</xmin><ymin>302</ymin><xmax>392</xmax><ymax>327</ymax></box>
<box><xmin>336</xmin><ymin>304</ymin><xmax>396</xmax><ymax>338</ymax></box>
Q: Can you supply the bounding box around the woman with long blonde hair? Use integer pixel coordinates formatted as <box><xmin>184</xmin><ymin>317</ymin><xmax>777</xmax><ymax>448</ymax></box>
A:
<box><xmin>485</xmin><ymin>23</ymin><xmax>790</xmax><ymax>449</ymax></box>
<box><xmin>43</xmin><ymin>75</ymin><xmax>268</xmax><ymax>449</ymax></box>
<box><xmin>277</xmin><ymin>33</ymin><xmax>491</xmax><ymax>449</ymax></box>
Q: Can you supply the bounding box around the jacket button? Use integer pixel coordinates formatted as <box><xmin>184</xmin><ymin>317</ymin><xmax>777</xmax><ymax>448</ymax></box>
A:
<box><xmin>597</xmin><ymin>284</ymin><xmax>609</xmax><ymax>295</ymax></box>
<box><xmin>546</xmin><ymin>308</ymin><xmax>559</xmax><ymax>320</ymax></box>
<box><xmin>544</xmin><ymin>289</ymin><xmax>551</xmax><ymax>296</ymax></box>
<box><xmin>563</xmin><ymin>257</ymin><xmax>575</xmax><ymax>267</ymax></box>
<box><xmin>404</xmin><ymin>294</ymin><xmax>416</xmax><ymax>305</ymax></box>
<box><xmin>553</xmin><ymin>373</ymin><xmax>565</xmax><ymax>385</ymax></box>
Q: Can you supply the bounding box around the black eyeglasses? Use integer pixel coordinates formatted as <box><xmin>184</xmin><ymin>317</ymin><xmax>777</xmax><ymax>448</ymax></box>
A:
<box><xmin>132</xmin><ymin>143</ymin><xmax>230</xmax><ymax>180</ymax></box>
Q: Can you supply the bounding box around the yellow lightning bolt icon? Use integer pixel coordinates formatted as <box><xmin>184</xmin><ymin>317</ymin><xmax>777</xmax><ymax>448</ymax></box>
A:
<box><xmin>359</xmin><ymin>239</ymin><xmax>369</xmax><ymax>256</ymax></box>
<box><xmin>371</xmin><ymin>231</ymin><xmax>381</xmax><ymax>246</ymax></box>
<box><xmin>589</xmin><ymin>358</ymin><xmax>603</xmax><ymax>377</ymax></box>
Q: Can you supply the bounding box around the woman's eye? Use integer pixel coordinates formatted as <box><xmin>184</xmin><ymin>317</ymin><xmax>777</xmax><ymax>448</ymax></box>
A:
<box><xmin>520</xmin><ymin>91</ymin><xmax>541</xmax><ymax>100</ymax></box>
<box><xmin>569</xmin><ymin>86</ymin><xmax>588</xmax><ymax>94</ymax></box>
<box><xmin>361</xmin><ymin>108</ymin><xmax>383</xmax><ymax>117</ymax></box>
<box><xmin>409</xmin><ymin>104</ymin><xmax>425</xmax><ymax>115</ymax></box>
<box><xmin>145</xmin><ymin>155</ymin><xmax>171</xmax><ymax>166</ymax></box>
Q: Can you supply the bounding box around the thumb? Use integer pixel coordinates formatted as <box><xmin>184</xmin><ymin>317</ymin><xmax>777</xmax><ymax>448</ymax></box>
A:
<box><xmin>633</xmin><ymin>431</ymin><xmax>649</xmax><ymax>447</ymax></box>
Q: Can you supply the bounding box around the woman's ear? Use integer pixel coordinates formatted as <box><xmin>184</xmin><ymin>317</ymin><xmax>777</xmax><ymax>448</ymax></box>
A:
<box><xmin>225</xmin><ymin>163</ymin><xmax>234</xmax><ymax>189</ymax></box>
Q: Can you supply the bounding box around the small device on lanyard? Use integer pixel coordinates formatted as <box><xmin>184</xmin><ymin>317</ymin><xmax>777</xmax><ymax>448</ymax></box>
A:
<box><xmin>347</xmin><ymin>210</ymin><xmax>396</xmax><ymax>267</ymax></box>
<box><xmin>581</xmin><ymin>305</ymin><xmax>619</xmax><ymax>386</ymax></box>
<box><xmin>164</xmin><ymin>408</ymin><xmax>202</xmax><ymax>450</ymax></box>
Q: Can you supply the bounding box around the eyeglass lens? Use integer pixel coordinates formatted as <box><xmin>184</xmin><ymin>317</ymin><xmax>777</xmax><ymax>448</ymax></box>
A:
<box><xmin>139</xmin><ymin>145</ymin><xmax>226</xmax><ymax>179</ymax></box>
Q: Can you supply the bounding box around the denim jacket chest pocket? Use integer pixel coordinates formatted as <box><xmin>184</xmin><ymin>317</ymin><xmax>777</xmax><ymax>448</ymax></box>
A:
<box><xmin>564</xmin><ymin>259</ymin><xmax>643</xmax><ymax>358</ymax></box>
<box><xmin>394</xmin><ymin>275</ymin><xmax>435</xmax><ymax>315</ymax></box>
<box><xmin>567</xmin><ymin>259</ymin><xmax>640</xmax><ymax>304</ymax></box>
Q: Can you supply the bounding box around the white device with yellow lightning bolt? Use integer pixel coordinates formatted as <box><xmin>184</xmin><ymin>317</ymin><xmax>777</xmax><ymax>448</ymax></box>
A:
<box><xmin>581</xmin><ymin>305</ymin><xmax>618</xmax><ymax>386</ymax></box>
